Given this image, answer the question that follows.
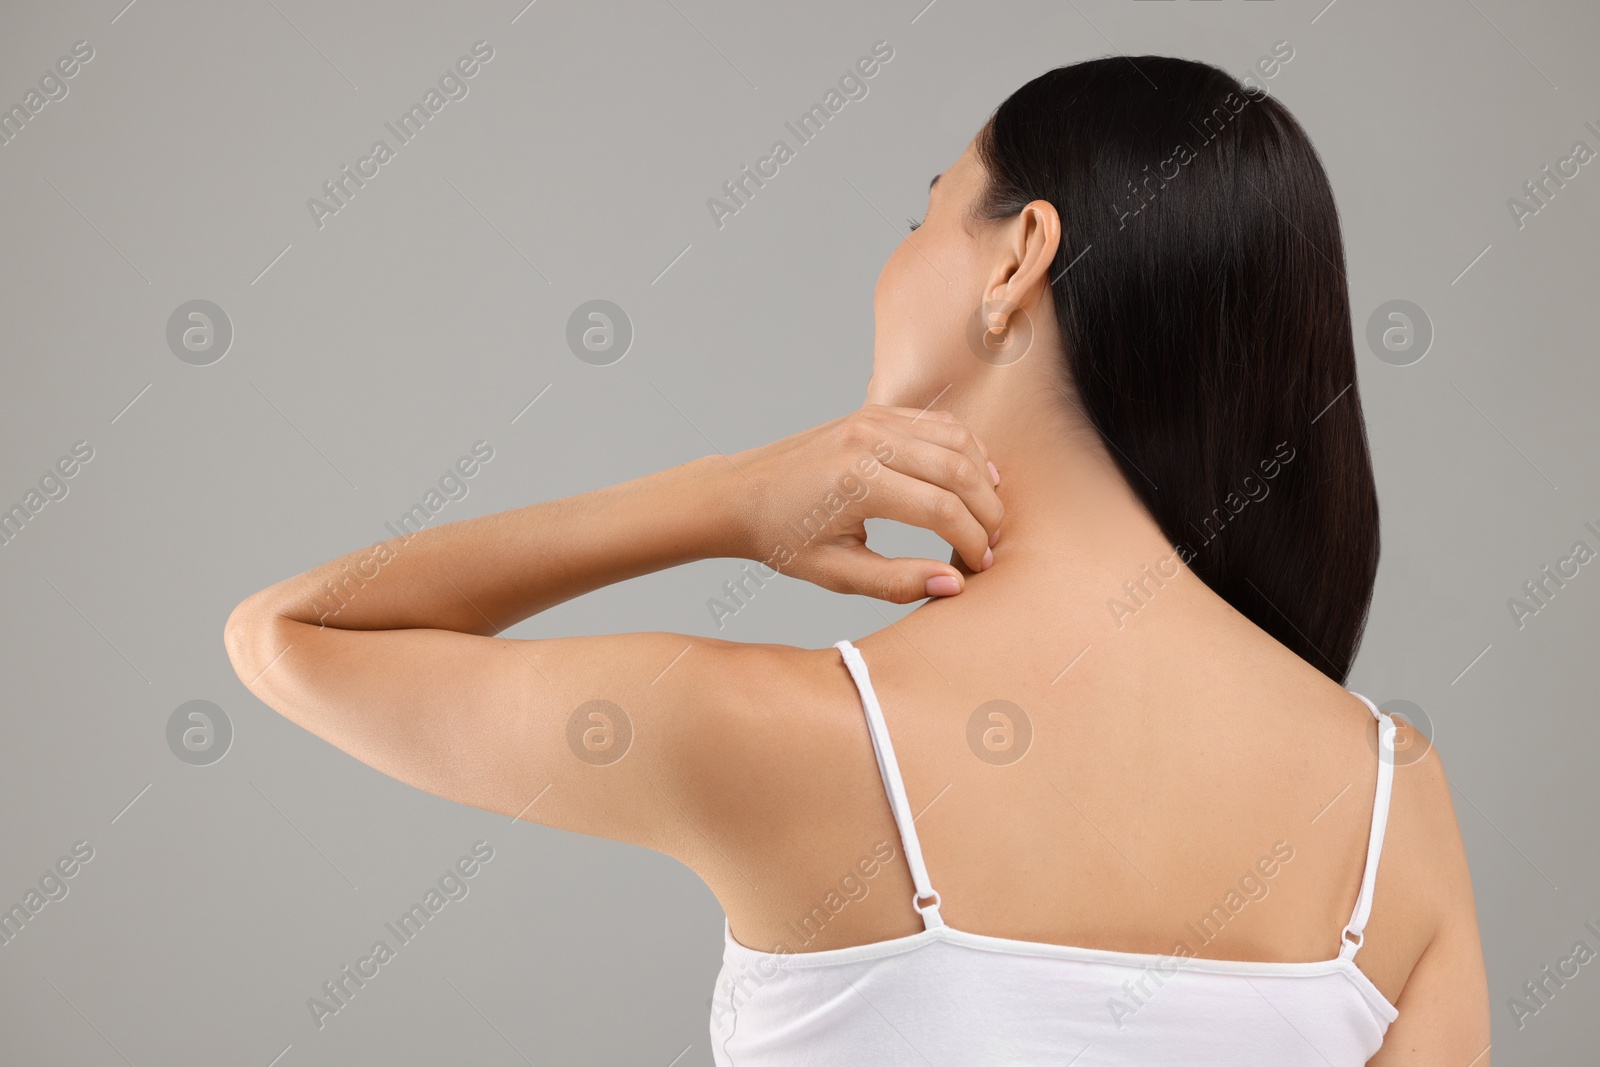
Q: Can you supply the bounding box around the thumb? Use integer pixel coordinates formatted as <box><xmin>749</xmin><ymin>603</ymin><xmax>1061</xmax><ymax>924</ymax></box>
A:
<box><xmin>821</xmin><ymin>545</ymin><xmax>966</xmax><ymax>604</ymax></box>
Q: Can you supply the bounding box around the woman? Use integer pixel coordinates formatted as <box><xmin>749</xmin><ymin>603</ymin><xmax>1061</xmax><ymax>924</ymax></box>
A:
<box><xmin>225</xmin><ymin>56</ymin><xmax>1490</xmax><ymax>1064</ymax></box>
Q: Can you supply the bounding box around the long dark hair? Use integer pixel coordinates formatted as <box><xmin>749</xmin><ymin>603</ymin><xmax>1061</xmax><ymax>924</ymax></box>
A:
<box><xmin>974</xmin><ymin>56</ymin><xmax>1379</xmax><ymax>684</ymax></box>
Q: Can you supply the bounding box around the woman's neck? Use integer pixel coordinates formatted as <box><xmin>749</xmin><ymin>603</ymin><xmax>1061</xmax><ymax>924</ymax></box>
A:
<box><xmin>951</xmin><ymin>374</ymin><xmax>1172</xmax><ymax>559</ymax></box>
<box><xmin>915</xmin><ymin>375</ymin><xmax>1219</xmax><ymax>644</ymax></box>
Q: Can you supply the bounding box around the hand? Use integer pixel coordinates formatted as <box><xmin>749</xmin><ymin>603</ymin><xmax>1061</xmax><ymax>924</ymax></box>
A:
<box><xmin>725</xmin><ymin>405</ymin><xmax>1003</xmax><ymax>603</ymax></box>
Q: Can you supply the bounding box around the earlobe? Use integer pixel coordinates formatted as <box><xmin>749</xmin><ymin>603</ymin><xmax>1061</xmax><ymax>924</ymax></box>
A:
<box><xmin>980</xmin><ymin>253</ymin><xmax>1027</xmax><ymax>338</ymax></box>
<box><xmin>984</xmin><ymin>300</ymin><xmax>1011</xmax><ymax>338</ymax></box>
<box><xmin>977</xmin><ymin>281</ymin><xmax>1022</xmax><ymax>337</ymax></box>
<box><xmin>969</xmin><ymin>293</ymin><xmax>1036</xmax><ymax>367</ymax></box>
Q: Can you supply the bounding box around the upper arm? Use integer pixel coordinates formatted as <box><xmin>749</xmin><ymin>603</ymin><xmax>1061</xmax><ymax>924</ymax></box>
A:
<box><xmin>1367</xmin><ymin>738</ymin><xmax>1492</xmax><ymax>1066</ymax></box>
<box><xmin>223</xmin><ymin>604</ymin><xmax>787</xmax><ymax>864</ymax></box>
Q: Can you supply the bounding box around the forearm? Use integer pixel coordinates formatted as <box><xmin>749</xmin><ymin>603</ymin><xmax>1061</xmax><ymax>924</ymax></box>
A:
<box><xmin>231</xmin><ymin>453</ymin><xmax>744</xmax><ymax>638</ymax></box>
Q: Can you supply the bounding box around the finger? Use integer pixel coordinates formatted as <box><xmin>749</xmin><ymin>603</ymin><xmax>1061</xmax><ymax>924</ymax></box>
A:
<box><xmin>872</xmin><ymin>469</ymin><xmax>994</xmax><ymax>573</ymax></box>
<box><xmin>877</xmin><ymin>435</ymin><xmax>1004</xmax><ymax>548</ymax></box>
<box><xmin>814</xmin><ymin>544</ymin><xmax>965</xmax><ymax>604</ymax></box>
<box><xmin>880</xmin><ymin>409</ymin><xmax>998</xmax><ymax>489</ymax></box>
<box><xmin>865</xmin><ymin>406</ymin><xmax>991</xmax><ymax>466</ymax></box>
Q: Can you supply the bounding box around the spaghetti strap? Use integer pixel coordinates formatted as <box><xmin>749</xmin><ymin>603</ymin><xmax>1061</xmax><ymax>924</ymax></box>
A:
<box><xmin>1339</xmin><ymin>692</ymin><xmax>1397</xmax><ymax>961</ymax></box>
<box><xmin>834</xmin><ymin>640</ymin><xmax>945</xmax><ymax>930</ymax></box>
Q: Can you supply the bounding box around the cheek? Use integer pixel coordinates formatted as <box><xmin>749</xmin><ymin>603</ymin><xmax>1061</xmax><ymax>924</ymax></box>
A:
<box><xmin>873</xmin><ymin>240</ymin><xmax>915</xmax><ymax>316</ymax></box>
<box><xmin>868</xmin><ymin>236</ymin><xmax>978</xmax><ymax>403</ymax></box>
<box><xmin>875</xmin><ymin>237</ymin><xmax>960</xmax><ymax>331</ymax></box>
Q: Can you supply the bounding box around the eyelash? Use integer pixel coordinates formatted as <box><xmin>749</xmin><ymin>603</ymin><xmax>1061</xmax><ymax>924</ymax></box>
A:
<box><xmin>907</xmin><ymin>217</ymin><xmax>923</xmax><ymax>232</ymax></box>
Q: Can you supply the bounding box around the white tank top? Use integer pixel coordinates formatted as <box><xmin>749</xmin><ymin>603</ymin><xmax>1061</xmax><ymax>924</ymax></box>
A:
<box><xmin>709</xmin><ymin>639</ymin><xmax>1400</xmax><ymax>1065</ymax></box>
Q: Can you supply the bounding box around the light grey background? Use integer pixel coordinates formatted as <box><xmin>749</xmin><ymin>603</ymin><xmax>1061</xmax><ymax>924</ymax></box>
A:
<box><xmin>1</xmin><ymin>0</ymin><xmax>1595</xmax><ymax>1063</ymax></box>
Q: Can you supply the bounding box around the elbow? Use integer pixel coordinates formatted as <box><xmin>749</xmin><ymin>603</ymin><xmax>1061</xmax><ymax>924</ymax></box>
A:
<box><xmin>223</xmin><ymin>596</ymin><xmax>258</xmax><ymax>688</ymax></box>
<box><xmin>223</xmin><ymin>590</ymin><xmax>286</xmax><ymax>693</ymax></box>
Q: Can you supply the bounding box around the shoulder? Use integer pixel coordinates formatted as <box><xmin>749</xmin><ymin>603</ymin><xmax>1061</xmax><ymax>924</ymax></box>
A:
<box><xmin>1350</xmin><ymin>710</ymin><xmax>1480</xmax><ymax>1001</ymax></box>
<box><xmin>1314</xmin><ymin>682</ymin><xmax>1472</xmax><ymax>933</ymax></box>
<box><xmin>638</xmin><ymin>635</ymin><xmax>873</xmax><ymax>828</ymax></box>
<box><xmin>651</xmin><ymin>635</ymin><xmax>849</xmax><ymax>745</ymax></box>
<box><xmin>1221</xmin><ymin>646</ymin><xmax>1466</xmax><ymax>993</ymax></box>
<box><xmin>530</xmin><ymin>631</ymin><xmax>849</xmax><ymax>768</ymax></box>
<box><xmin>636</xmin><ymin>635</ymin><xmax>895</xmax><ymax>899</ymax></box>
<box><xmin>1383</xmin><ymin>723</ymin><xmax>1475</xmax><ymax>922</ymax></box>
<box><xmin>1365</xmin><ymin>726</ymin><xmax>1492</xmax><ymax>1054</ymax></box>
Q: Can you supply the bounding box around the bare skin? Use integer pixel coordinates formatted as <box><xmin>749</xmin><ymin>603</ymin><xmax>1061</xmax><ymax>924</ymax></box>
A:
<box><xmin>225</xmin><ymin>139</ymin><xmax>1489</xmax><ymax>1064</ymax></box>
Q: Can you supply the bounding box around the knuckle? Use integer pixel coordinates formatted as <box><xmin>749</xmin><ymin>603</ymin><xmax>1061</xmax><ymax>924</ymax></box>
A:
<box><xmin>892</xmin><ymin>575</ymin><xmax>922</xmax><ymax>603</ymax></box>
<box><xmin>946</xmin><ymin>455</ymin><xmax>975</xmax><ymax>486</ymax></box>
<box><xmin>927</xmin><ymin>491</ymin><xmax>960</xmax><ymax>525</ymax></box>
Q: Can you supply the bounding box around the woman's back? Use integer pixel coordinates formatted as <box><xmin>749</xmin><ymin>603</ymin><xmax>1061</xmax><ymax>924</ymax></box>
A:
<box><xmin>705</xmin><ymin>551</ymin><xmax>1459</xmax><ymax>1055</ymax></box>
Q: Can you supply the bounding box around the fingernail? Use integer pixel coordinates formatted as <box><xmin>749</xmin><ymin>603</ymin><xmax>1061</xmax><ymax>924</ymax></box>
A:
<box><xmin>987</xmin><ymin>461</ymin><xmax>1000</xmax><ymax>485</ymax></box>
<box><xmin>981</xmin><ymin>546</ymin><xmax>993</xmax><ymax>569</ymax></box>
<box><xmin>925</xmin><ymin>574</ymin><xmax>961</xmax><ymax>597</ymax></box>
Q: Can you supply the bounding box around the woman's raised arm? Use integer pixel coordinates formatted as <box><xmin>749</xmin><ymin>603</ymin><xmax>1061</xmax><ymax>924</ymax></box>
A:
<box><xmin>222</xmin><ymin>407</ymin><xmax>1001</xmax><ymax>859</ymax></box>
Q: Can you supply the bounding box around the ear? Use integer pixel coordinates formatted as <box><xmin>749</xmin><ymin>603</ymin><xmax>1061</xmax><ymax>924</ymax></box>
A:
<box><xmin>980</xmin><ymin>199</ymin><xmax>1062</xmax><ymax>336</ymax></box>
